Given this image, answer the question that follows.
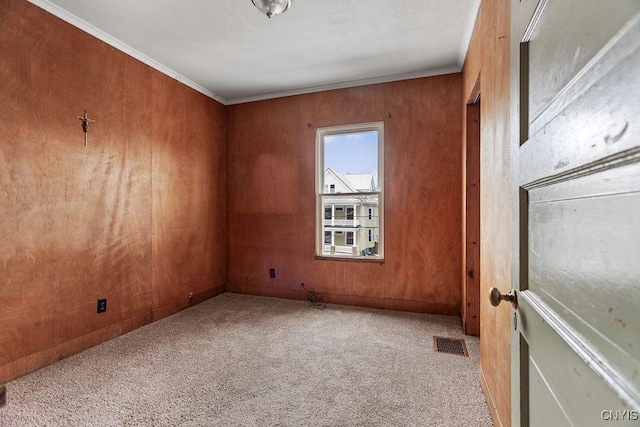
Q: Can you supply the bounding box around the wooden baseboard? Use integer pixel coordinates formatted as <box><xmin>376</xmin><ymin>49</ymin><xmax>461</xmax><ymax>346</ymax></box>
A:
<box><xmin>480</xmin><ymin>365</ymin><xmax>505</xmax><ymax>427</ymax></box>
<box><xmin>464</xmin><ymin>315</ymin><xmax>481</xmax><ymax>336</ymax></box>
<box><xmin>152</xmin><ymin>285</ymin><xmax>226</xmax><ymax>321</ymax></box>
<box><xmin>0</xmin><ymin>312</ymin><xmax>150</xmax><ymax>384</ymax></box>
<box><xmin>226</xmin><ymin>284</ymin><xmax>308</xmax><ymax>301</ymax></box>
<box><xmin>1</xmin><ymin>285</ymin><xmax>226</xmax><ymax>384</ymax></box>
<box><xmin>226</xmin><ymin>283</ymin><xmax>460</xmax><ymax>315</ymax></box>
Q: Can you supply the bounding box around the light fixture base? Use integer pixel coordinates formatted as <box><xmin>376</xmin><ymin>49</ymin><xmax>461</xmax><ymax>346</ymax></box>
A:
<box><xmin>251</xmin><ymin>0</ymin><xmax>293</xmax><ymax>18</ymax></box>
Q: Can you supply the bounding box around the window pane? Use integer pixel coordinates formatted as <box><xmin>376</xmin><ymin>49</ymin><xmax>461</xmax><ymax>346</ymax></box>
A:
<box><xmin>317</xmin><ymin>122</ymin><xmax>383</xmax><ymax>259</ymax></box>
<box><xmin>346</xmin><ymin>207</ymin><xmax>354</xmax><ymax>220</ymax></box>
<box><xmin>320</xmin><ymin>194</ymin><xmax>379</xmax><ymax>257</ymax></box>
<box><xmin>323</xmin><ymin>131</ymin><xmax>378</xmax><ymax>193</ymax></box>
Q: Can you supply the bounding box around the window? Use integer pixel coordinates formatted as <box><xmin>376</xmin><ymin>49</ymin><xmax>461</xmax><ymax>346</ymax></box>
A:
<box><xmin>346</xmin><ymin>232</ymin><xmax>354</xmax><ymax>245</ymax></box>
<box><xmin>316</xmin><ymin>122</ymin><xmax>384</xmax><ymax>259</ymax></box>
<box><xmin>346</xmin><ymin>207</ymin><xmax>354</xmax><ymax>220</ymax></box>
<box><xmin>324</xmin><ymin>207</ymin><xmax>332</xmax><ymax>220</ymax></box>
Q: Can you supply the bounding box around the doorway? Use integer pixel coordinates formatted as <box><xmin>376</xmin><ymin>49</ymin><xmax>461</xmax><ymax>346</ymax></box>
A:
<box><xmin>462</xmin><ymin>81</ymin><xmax>481</xmax><ymax>336</ymax></box>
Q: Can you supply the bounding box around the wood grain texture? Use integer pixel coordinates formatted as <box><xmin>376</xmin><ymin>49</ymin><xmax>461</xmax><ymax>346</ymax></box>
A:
<box><xmin>314</xmin><ymin>85</ymin><xmax>386</xmax><ymax>128</ymax></box>
<box><xmin>227</xmin><ymin>95</ymin><xmax>316</xmax><ymax>294</ymax></box>
<box><xmin>0</xmin><ymin>0</ymin><xmax>226</xmax><ymax>383</ymax></box>
<box><xmin>227</xmin><ymin>75</ymin><xmax>463</xmax><ymax>314</ymax></box>
<box><xmin>461</xmin><ymin>75</ymin><xmax>481</xmax><ymax>336</ymax></box>
<box><xmin>151</xmin><ymin>73</ymin><xmax>227</xmax><ymax>320</ymax></box>
<box><xmin>463</xmin><ymin>102</ymin><xmax>481</xmax><ymax>336</ymax></box>
<box><xmin>383</xmin><ymin>75</ymin><xmax>463</xmax><ymax>306</ymax></box>
<box><xmin>462</xmin><ymin>0</ymin><xmax>512</xmax><ymax>425</ymax></box>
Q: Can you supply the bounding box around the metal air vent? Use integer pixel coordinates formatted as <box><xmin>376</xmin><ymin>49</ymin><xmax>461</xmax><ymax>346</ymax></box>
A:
<box><xmin>433</xmin><ymin>336</ymin><xmax>469</xmax><ymax>357</ymax></box>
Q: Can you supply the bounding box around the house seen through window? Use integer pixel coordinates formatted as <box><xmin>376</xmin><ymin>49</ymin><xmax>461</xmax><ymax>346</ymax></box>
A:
<box><xmin>316</xmin><ymin>122</ymin><xmax>384</xmax><ymax>259</ymax></box>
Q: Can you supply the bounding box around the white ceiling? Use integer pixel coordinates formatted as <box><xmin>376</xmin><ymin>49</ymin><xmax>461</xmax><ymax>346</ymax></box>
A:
<box><xmin>28</xmin><ymin>0</ymin><xmax>480</xmax><ymax>105</ymax></box>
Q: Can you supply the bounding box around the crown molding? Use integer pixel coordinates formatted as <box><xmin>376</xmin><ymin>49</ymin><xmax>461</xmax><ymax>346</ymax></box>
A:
<box><xmin>226</xmin><ymin>66</ymin><xmax>462</xmax><ymax>105</ymax></box>
<box><xmin>27</xmin><ymin>0</ymin><xmax>228</xmax><ymax>105</ymax></box>
<box><xmin>28</xmin><ymin>0</ymin><xmax>470</xmax><ymax>106</ymax></box>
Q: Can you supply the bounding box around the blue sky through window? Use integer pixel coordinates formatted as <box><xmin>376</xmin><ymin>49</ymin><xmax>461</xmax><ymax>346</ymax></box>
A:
<box><xmin>324</xmin><ymin>131</ymin><xmax>378</xmax><ymax>187</ymax></box>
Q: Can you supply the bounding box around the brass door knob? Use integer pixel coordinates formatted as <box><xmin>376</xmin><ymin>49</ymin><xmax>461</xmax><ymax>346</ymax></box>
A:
<box><xmin>489</xmin><ymin>287</ymin><xmax>518</xmax><ymax>308</ymax></box>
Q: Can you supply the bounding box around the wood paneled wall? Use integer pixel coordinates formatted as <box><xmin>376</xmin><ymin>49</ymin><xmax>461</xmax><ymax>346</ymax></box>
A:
<box><xmin>0</xmin><ymin>0</ymin><xmax>226</xmax><ymax>383</ymax></box>
<box><xmin>227</xmin><ymin>75</ymin><xmax>463</xmax><ymax>314</ymax></box>
<box><xmin>462</xmin><ymin>0</ymin><xmax>512</xmax><ymax>425</ymax></box>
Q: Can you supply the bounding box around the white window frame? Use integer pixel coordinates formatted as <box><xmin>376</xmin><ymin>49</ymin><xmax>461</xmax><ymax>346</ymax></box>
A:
<box><xmin>346</xmin><ymin>207</ymin><xmax>354</xmax><ymax>220</ymax></box>
<box><xmin>315</xmin><ymin>121</ymin><xmax>384</xmax><ymax>260</ymax></box>
<box><xmin>346</xmin><ymin>231</ymin><xmax>354</xmax><ymax>245</ymax></box>
<box><xmin>324</xmin><ymin>206</ymin><xmax>332</xmax><ymax>220</ymax></box>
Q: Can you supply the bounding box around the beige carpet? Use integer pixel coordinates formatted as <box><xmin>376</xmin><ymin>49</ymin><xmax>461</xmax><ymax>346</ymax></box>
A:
<box><xmin>0</xmin><ymin>293</ymin><xmax>493</xmax><ymax>426</ymax></box>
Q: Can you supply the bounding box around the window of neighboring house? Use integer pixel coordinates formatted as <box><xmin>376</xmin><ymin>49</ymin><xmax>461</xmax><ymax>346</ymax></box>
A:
<box><xmin>346</xmin><ymin>232</ymin><xmax>354</xmax><ymax>245</ymax></box>
<box><xmin>316</xmin><ymin>121</ymin><xmax>384</xmax><ymax>260</ymax></box>
<box><xmin>346</xmin><ymin>207</ymin><xmax>354</xmax><ymax>220</ymax></box>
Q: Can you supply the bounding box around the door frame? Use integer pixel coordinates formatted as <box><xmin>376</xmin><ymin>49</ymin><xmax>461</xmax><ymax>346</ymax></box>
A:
<box><xmin>462</xmin><ymin>77</ymin><xmax>481</xmax><ymax>337</ymax></box>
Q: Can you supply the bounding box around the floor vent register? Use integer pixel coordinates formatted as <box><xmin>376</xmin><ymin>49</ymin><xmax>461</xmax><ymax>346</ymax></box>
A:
<box><xmin>433</xmin><ymin>336</ymin><xmax>469</xmax><ymax>357</ymax></box>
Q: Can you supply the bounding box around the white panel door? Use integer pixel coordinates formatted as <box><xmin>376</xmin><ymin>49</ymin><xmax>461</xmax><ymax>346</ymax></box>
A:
<box><xmin>508</xmin><ymin>1</ymin><xmax>640</xmax><ymax>425</ymax></box>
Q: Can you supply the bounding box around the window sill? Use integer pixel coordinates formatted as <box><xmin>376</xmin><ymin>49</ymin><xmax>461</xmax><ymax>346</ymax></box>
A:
<box><xmin>314</xmin><ymin>255</ymin><xmax>385</xmax><ymax>264</ymax></box>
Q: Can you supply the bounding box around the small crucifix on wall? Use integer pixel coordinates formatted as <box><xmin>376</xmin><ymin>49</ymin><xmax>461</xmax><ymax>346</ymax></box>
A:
<box><xmin>76</xmin><ymin>110</ymin><xmax>95</xmax><ymax>146</ymax></box>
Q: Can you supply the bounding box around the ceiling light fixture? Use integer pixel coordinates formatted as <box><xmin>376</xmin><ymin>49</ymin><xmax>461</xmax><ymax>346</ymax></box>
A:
<box><xmin>251</xmin><ymin>0</ymin><xmax>294</xmax><ymax>18</ymax></box>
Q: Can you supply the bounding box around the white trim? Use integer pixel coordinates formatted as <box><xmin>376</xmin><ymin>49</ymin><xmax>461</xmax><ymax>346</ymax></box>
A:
<box><xmin>521</xmin><ymin>0</ymin><xmax>550</xmax><ymax>43</ymax></box>
<box><xmin>315</xmin><ymin>122</ymin><xmax>384</xmax><ymax>259</ymax></box>
<box><xmin>27</xmin><ymin>0</ymin><xmax>466</xmax><ymax>107</ymax></box>
<box><xmin>520</xmin><ymin>290</ymin><xmax>640</xmax><ymax>410</ymax></box>
<box><xmin>26</xmin><ymin>0</ymin><xmax>227</xmax><ymax>105</ymax></box>
<box><xmin>346</xmin><ymin>231</ymin><xmax>354</xmax><ymax>246</ymax></box>
<box><xmin>28</xmin><ymin>0</ymin><xmax>470</xmax><ymax>107</ymax></box>
<box><xmin>226</xmin><ymin>66</ymin><xmax>461</xmax><ymax>105</ymax></box>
